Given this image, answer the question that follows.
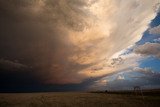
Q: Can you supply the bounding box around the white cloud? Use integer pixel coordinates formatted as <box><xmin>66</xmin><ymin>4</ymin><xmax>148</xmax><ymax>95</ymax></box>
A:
<box><xmin>117</xmin><ymin>75</ymin><xmax>125</xmax><ymax>80</ymax></box>
<box><xmin>133</xmin><ymin>67</ymin><xmax>154</xmax><ymax>74</ymax></box>
<box><xmin>134</xmin><ymin>42</ymin><xmax>160</xmax><ymax>58</ymax></box>
<box><xmin>153</xmin><ymin>38</ymin><xmax>160</xmax><ymax>42</ymax></box>
<box><xmin>149</xmin><ymin>25</ymin><xmax>160</xmax><ymax>34</ymax></box>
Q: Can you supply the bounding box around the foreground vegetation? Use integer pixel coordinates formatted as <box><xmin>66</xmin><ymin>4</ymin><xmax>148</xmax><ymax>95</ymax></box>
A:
<box><xmin>0</xmin><ymin>92</ymin><xmax>160</xmax><ymax>107</ymax></box>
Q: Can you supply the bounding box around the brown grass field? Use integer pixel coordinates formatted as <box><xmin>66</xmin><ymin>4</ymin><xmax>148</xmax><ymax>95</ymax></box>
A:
<box><xmin>0</xmin><ymin>91</ymin><xmax>160</xmax><ymax>107</ymax></box>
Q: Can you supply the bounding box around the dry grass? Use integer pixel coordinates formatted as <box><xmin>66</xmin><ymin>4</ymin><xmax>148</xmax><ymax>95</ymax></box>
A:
<box><xmin>0</xmin><ymin>92</ymin><xmax>160</xmax><ymax>107</ymax></box>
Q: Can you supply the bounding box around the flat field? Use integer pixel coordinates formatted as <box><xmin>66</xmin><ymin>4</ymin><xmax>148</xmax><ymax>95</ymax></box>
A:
<box><xmin>0</xmin><ymin>92</ymin><xmax>160</xmax><ymax>107</ymax></box>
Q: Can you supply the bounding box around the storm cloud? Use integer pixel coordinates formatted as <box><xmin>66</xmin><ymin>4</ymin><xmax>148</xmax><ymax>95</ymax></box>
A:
<box><xmin>0</xmin><ymin>0</ymin><xmax>159</xmax><ymax>91</ymax></box>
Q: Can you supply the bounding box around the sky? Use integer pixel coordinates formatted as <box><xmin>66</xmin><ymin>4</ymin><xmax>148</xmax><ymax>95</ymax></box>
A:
<box><xmin>0</xmin><ymin>0</ymin><xmax>160</xmax><ymax>92</ymax></box>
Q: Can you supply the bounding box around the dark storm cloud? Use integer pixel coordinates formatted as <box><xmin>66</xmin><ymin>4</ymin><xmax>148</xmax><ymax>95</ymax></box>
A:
<box><xmin>0</xmin><ymin>0</ymin><xmax>94</xmax><ymax>89</ymax></box>
<box><xmin>0</xmin><ymin>58</ymin><xmax>108</xmax><ymax>92</ymax></box>
<box><xmin>0</xmin><ymin>59</ymin><xmax>42</xmax><ymax>92</ymax></box>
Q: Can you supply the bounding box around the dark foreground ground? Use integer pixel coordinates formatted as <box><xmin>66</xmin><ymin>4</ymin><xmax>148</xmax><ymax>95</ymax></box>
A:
<box><xmin>0</xmin><ymin>91</ymin><xmax>160</xmax><ymax>107</ymax></box>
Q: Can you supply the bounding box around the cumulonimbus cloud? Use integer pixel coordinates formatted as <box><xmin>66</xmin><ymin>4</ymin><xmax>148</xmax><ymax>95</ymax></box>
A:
<box><xmin>0</xmin><ymin>0</ymin><xmax>159</xmax><ymax>85</ymax></box>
